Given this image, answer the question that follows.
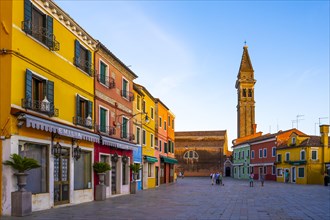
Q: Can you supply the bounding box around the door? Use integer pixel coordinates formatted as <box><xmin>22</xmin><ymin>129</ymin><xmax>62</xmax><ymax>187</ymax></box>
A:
<box><xmin>111</xmin><ymin>159</ymin><xmax>117</xmax><ymax>194</ymax></box>
<box><xmin>291</xmin><ymin>167</ymin><xmax>296</xmax><ymax>183</ymax></box>
<box><xmin>54</xmin><ymin>150</ymin><xmax>70</xmax><ymax>205</ymax></box>
<box><xmin>155</xmin><ymin>166</ymin><xmax>159</xmax><ymax>186</ymax></box>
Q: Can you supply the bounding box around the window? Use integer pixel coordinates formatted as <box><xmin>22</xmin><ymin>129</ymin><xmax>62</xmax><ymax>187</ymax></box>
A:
<box><xmin>99</xmin><ymin>107</ymin><xmax>108</xmax><ymax>133</ymax></box>
<box><xmin>150</xmin><ymin>107</ymin><xmax>154</xmax><ymax>119</ymax></box>
<box><xmin>24</xmin><ymin>69</ymin><xmax>55</xmax><ymax>116</ymax></box>
<box><xmin>248</xmin><ymin>89</ymin><xmax>252</xmax><ymax>97</ymax></box>
<box><xmin>121</xmin><ymin>117</ymin><xmax>128</xmax><ymax>139</ymax></box>
<box><xmin>164</xmin><ymin>121</ymin><xmax>167</xmax><ymax>130</ymax></box>
<box><xmin>23</xmin><ymin>1</ymin><xmax>58</xmax><ymax>50</ymax></box>
<box><xmin>75</xmin><ymin>95</ymin><xmax>93</xmax><ymax>128</ymax></box>
<box><xmin>311</xmin><ymin>150</ymin><xmax>318</xmax><ymax>160</ymax></box>
<box><xmin>298</xmin><ymin>167</ymin><xmax>304</xmax><ymax>178</ymax></box>
<box><xmin>122</xmin><ymin>160</ymin><xmax>128</xmax><ymax>185</ymax></box>
<box><xmin>99</xmin><ymin>61</ymin><xmax>108</xmax><ymax>86</ymax></box>
<box><xmin>259</xmin><ymin>149</ymin><xmax>263</xmax><ymax>158</ymax></box>
<box><xmin>251</xmin><ymin>150</ymin><xmax>255</xmax><ymax>159</ymax></box>
<box><xmin>300</xmin><ymin>150</ymin><xmax>306</xmax><ymax>161</ymax></box>
<box><xmin>272</xmin><ymin>147</ymin><xmax>276</xmax><ymax>157</ymax></box>
<box><xmin>150</xmin><ymin>134</ymin><xmax>154</xmax><ymax>147</ymax></box>
<box><xmin>263</xmin><ymin>148</ymin><xmax>267</xmax><ymax>158</ymax></box>
<box><xmin>164</xmin><ymin>142</ymin><xmax>168</xmax><ymax>153</ymax></box>
<box><xmin>285</xmin><ymin>152</ymin><xmax>290</xmax><ymax>161</ymax></box>
<box><xmin>74</xmin><ymin>40</ymin><xmax>92</xmax><ymax>75</ymax></box>
<box><xmin>183</xmin><ymin>150</ymin><xmax>199</xmax><ymax>159</ymax></box>
<box><xmin>272</xmin><ymin>166</ymin><xmax>276</xmax><ymax>175</ymax></box>
<box><xmin>242</xmin><ymin>151</ymin><xmax>245</xmax><ymax>159</ymax></box>
<box><xmin>168</xmin><ymin>116</ymin><xmax>171</xmax><ymax>127</ymax></box>
<box><xmin>148</xmin><ymin>163</ymin><xmax>154</xmax><ymax>177</ymax></box>
<box><xmin>277</xmin><ymin>154</ymin><xmax>282</xmax><ymax>162</ymax></box>
<box><xmin>238</xmin><ymin>152</ymin><xmax>241</xmax><ymax>159</ymax></box>
<box><xmin>234</xmin><ymin>152</ymin><xmax>237</xmax><ymax>159</ymax></box>
<box><xmin>137</xmin><ymin>96</ymin><xmax>141</xmax><ymax>110</ymax></box>
<box><xmin>19</xmin><ymin>142</ymin><xmax>48</xmax><ymax>193</ymax></box>
<box><xmin>100</xmin><ymin>155</ymin><xmax>110</xmax><ymax>186</ymax></box>
<box><xmin>234</xmin><ymin>167</ymin><xmax>237</xmax><ymax>174</ymax></box>
<box><xmin>277</xmin><ymin>169</ymin><xmax>283</xmax><ymax>177</ymax></box>
<box><xmin>74</xmin><ymin>151</ymin><xmax>92</xmax><ymax>190</ymax></box>
<box><xmin>122</xmin><ymin>78</ymin><xmax>129</xmax><ymax>99</ymax></box>
<box><xmin>136</xmin><ymin>127</ymin><xmax>141</xmax><ymax>144</ymax></box>
<box><xmin>172</xmin><ymin>119</ymin><xmax>174</xmax><ymax>129</ymax></box>
<box><xmin>142</xmin><ymin>130</ymin><xmax>146</xmax><ymax>145</ymax></box>
<box><xmin>159</xmin><ymin>140</ymin><xmax>162</xmax><ymax>152</ymax></box>
<box><xmin>247</xmin><ymin>150</ymin><xmax>250</xmax><ymax>158</ymax></box>
<box><xmin>159</xmin><ymin>117</ymin><xmax>162</xmax><ymax>128</ymax></box>
<box><xmin>142</xmin><ymin>100</ymin><xmax>146</xmax><ymax>113</ymax></box>
<box><xmin>263</xmin><ymin>166</ymin><xmax>267</xmax><ymax>174</ymax></box>
<box><xmin>243</xmin><ymin>89</ymin><xmax>247</xmax><ymax>97</ymax></box>
<box><xmin>292</xmin><ymin>137</ymin><xmax>296</xmax><ymax>145</ymax></box>
<box><xmin>242</xmin><ymin>166</ymin><xmax>245</xmax><ymax>174</ymax></box>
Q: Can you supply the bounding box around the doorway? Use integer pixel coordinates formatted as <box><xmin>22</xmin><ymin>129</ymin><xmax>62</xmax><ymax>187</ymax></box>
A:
<box><xmin>225</xmin><ymin>166</ymin><xmax>231</xmax><ymax>177</ymax></box>
<box><xmin>54</xmin><ymin>150</ymin><xmax>70</xmax><ymax>205</ymax></box>
<box><xmin>111</xmin><ymin>159</ymin><xmax>117</xmax><ymax>195</ymax></box>
<box><xmin>291</xmin><ymin>167</ymin><xmax>296</xmax><ymax>183</ymax></box>
<box><xmin>155</xmin><ymin>166</ymin><xmax>159</xmax><ymax>186</ymax></box>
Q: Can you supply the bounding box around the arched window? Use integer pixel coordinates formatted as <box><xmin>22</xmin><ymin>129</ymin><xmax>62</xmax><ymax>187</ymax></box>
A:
<box><xmin>183</xmin><ymin>150</ymin><xmax>199</xmax><ymax>159</ymax></box>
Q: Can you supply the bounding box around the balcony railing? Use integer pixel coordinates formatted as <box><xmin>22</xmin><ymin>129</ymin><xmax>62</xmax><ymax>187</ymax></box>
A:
<box><xmin>96</xmin><ymin>74</ymin><xmax>115</xmax><ymax>88</ymax></box>
<box><xmin>96</xmin><ymin>125</ymin><xmax>116</xmax><ymax>136</ymax></box>
<box><xmin>73</xmin><ymin>116</ymin><xmax>94</xmax><ymax>129</ymax></box>
<box><xmin>120</xmin><ymin>131</ymin><xmax>135</xmax><ymax>141</ymax></box>
<box><xmin>21</xmin><ymin>20</ymin><xmax>60</xmax><ymax>51</ymax></box>
<box><xmin>21</xmin><ymin>98</ymin><xmax>59</xmax><ymax>117</ymax></box>
<box><xmin>121</xmin><ymin>90</ymin><xmax>134</xmax><ymax>102</ymax></box>
<box><xmin>74</xmin><ymin>56</ymin><xmax>95</xmax><ymax>76</ymax></box>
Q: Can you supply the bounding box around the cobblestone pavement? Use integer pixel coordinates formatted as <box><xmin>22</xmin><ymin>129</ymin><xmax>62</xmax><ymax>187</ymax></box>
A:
<box><xmin>2</xmin><ymin>177</ymin><xmax>330</xmax><ymax>220</ymax></box>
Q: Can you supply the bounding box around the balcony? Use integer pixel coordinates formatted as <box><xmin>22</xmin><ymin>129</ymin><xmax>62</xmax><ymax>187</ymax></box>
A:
<box><xmin>73</xmin><ymin>116</ymin><xmax>94</xmax><ymax>129</ymax></box>
<box><xmin>120</xmin><ymin>131</ymin><xmax>135</xmax><ymax>141</ymax></box>
<box><xmin>96</xmin><ymin>125</ymin><xmax>116</xmax><ymax>136</ymax></box>
<box><xmin>73</xmin><ymin>56</ymin><xmax>95</xmax><ymax>76</ymax></box>
<box><xmin>21</xmin><ymin>20</ymin><xmax>60</xmax><ymax>51</ymax></box>
<box><xmin>21</xmin><ymin>98</ymin><xmax>59</xmax><ymax>117</ymax></box>
<box><xmin>121</xmin><ymin>90</ymin><xmax>134</xmax><ymax>102</ymax></box>
<box><xmin>96</xmin><ymin>74</ymin><xmax>115</xmax><ymax>88</ymax></box>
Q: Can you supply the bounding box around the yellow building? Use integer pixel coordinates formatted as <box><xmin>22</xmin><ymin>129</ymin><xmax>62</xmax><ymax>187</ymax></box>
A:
<box><xmin>276</xmin><ymin>125</ymin><xmax>329</xmax><ymax>185</ymax></box>
<box><xmin>134</xmin><ymin>84</ymin><xmax>157</xmax><ymax>189</ymax></box>
<box><xmin>0</xmin><ymin>0</ymin><xmax>98</xmax><ymax>215</ymax></box>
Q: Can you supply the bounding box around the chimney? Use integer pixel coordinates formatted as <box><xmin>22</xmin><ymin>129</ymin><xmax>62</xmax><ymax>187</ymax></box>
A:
<box><xmin>253</xmin><ymin>124</ymin><xmax>257</xmax><ymax>134</ymax></box>
<box><xmin>320</xmin><ymin>125</ymin><xmax>329</xmax><ymax>147</ymax></box>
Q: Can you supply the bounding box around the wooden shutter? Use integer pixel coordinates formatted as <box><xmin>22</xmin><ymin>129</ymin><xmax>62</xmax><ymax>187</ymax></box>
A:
<box><xmin>47</xmin><ymin>80</ymin><xmax>54</xmax><ymax>115</ymax></box>
<box><xmin>74</xmin><ymin>40</ymin><xmax>80</xmax><ymax>67</ymax></box>
<box><xmin>87</xmin><ymin>100</ymin><xmax>93</xmax><ymax>118</ymax></box>
<box><xmin>76</xmin><ymin>95</ymin><xmax>81</xmax><ymax>122</ymax></box>
<box><xmin>25</xmin><ymin>69</ymin><xmax>33</xmax><ymax>108</ymax></box>
<box><xmin>46</xmin><ymin>16</ymin><xmax>53</xmax><ymax>48</ymax></box>
<box><xmin>24</xmin><ymin>0</ymin><xmax>32</xmax><ymax>34</ymax></box>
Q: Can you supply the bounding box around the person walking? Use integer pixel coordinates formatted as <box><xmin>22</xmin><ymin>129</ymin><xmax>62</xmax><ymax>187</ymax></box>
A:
<box><xmin>324</xmin><ymin>171</ymin><xmax>329</xmax><ymax>186</ymax></box>
<box><xmin>219</xmin><ymin>172</ymin><xmax>223</xmax><ymax>186</ymax></box>
<box><xmin>211</xmin><ymin>173</ymin><xmax>215</xmax><ymax>185</ymax></box>
<box><xmin>285</xmin><ymin>170</ymin><xmax>290</xmax><ymax>183</ymax></box>
<box><xmin>215</xmin><ymin>172</ymin><xmax>220</xmax><ymax>185</ymax></box>
<box><xmin>249</xmin><ymin>172</ymin><xmax>254</xmax><ymax>187</ymax></box>
<box><xmin>260</xmin><ymin>173</ymin><xmax>265</xmax><ymax>187</ymax></box>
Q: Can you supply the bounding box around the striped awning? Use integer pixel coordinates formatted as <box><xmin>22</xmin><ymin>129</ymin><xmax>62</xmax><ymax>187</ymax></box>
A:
<box><xmin>25</xmin><ymin>114</ymin><xmax>100</xmax><ymax>143</ymax></box>
<box><xmin>101</xmin><ymin>136</ymin><xmax>138</xmax><ymax>150</ymax></box>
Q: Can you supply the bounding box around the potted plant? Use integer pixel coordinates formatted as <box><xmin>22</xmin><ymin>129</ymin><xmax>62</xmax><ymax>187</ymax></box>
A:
<box><xmin>93</xmin><ymin>161</ymin><xmax>111</xmax><ymax>201</ymax></box>
<box><xmin>3</xmin><ymin>153</ymin><xmax>41</xmax><ymax>216</ymax></box>
<box><xmin>93</xmin><ymin>162</ymin><xmax>111</xmax><ymax>185</ymax></box>
<box><xmin>3</xmin><ymin>153</ymin><xmax>41</xmax><ymax>192</ymax></box>
<box><xmin>129</xmin><ymin>163</ymin><xmax>141</xmax><ymax>194</ymax></box>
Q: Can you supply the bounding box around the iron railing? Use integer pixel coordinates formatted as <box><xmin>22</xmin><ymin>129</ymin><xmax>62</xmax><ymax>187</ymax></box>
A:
<box><xmin>96</xmin><ymin>74</ymin><xmax>115</xmax><ymax>88</ymax></box>
<box><xmin>121</xmin><ymin>90</ymin><xmax>134</xmax><ymax>102</ymax></box>
<box><xmin>96</xmin><ymin>125</ymin><xmax>116</xmax><ymax>136</ymax></box>
<box><xmin>73</xmin><ymin>56</ymin><xmax>95</xmax><ymax>76</ymax></box>
<box><xmin>21</xmin><ymin>98</ymin><xmax>59</xmax><ymax>117</ymax></box>
<box><xmin>21</xmin><ymin>20</ymin><xmax>60</xmax><ymax>51</ymax></box>
<box><xmin>73</xmin><ymin>116</ymin><xmax>94</xmax><ymax>129</ymax></box>
<box><xmin>120</xmin><ymin>131</ymin><xmax>135</xmax><ymax>141</ymax></box>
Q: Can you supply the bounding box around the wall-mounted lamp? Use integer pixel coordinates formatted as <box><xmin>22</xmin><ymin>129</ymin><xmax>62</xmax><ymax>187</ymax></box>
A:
<box><xmin>72</xmin><ymin>138</ymin><xmax>81</xmax><ymax>161</ymax></box>
<box><xmin>115</xmin><ymin>112</ymin><xmax>150</xmax><ymax>127</ymax></box>
<box><xmin>122</xmin><ymin>155</ymin><xmax>129</xmax><ymax>164</ymax></box>
<box><xmin>112</xmin><ymin>152</ymin><xmax>119</xmax><ymax>162</ymax></box>
<box><xmin>51</xmin><ymin>132</ymin><xmax>62</xmax><ymax>158</ymax></box>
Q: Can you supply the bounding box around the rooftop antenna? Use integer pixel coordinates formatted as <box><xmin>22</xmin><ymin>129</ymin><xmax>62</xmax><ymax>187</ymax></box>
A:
<box><xmin>296</xmin><ymin>114</ymin><xmax>304</xmax><ymax>129</ymax></box>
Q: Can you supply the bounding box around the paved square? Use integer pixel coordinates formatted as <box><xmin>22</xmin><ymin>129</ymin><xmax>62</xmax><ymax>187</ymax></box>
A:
<box><xmin>2</xmin><ymin>177</ymin><xmax>330</xmax><ymax>219</ymax></box>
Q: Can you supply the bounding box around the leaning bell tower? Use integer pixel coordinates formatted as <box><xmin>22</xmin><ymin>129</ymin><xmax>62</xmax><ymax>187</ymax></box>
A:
<box><xmin>235</xmin><ymin>45</ymin><xmax>256</xmax><ymax>138</ymax></box>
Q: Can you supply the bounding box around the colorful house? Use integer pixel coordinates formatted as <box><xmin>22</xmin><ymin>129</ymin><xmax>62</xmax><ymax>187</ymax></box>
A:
<box><xmin>232</xmin><ymin>143</ymin><xmax>250</xmax><ymax>179</ymax></box>
<box><xmin>276</xmin><ymin>125</ymin><xmax>329</xmax><ymax>184</ymax></box>
<box><xmin>93</xmin><ymin>42</ymin><xmax>138</xmax><ymax>197</ymax></box>
<box><xmin>1</xmin><ymin>0</ymin><xmax>99</xmax><ymax>215</ymax></box>
<box><xmin>155</xmin><ymin>99</ymin><xmax>177</xmax><ymax>184</ymax></box>
<box><xmin>134</xmin><ymin>84</ymin><xmax>157</xmax><ymax>189</ymax></box>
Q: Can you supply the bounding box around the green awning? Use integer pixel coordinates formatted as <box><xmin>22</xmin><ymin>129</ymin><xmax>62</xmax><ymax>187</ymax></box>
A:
<box><xmin>161</xmin><ymin>156</ymin><xmax>178</xmax><ymax>164</ymax></box>
<box><xmin>288</xmin><ymin>160</ymin><xmax>307</xmax><ymax>165</ymax></box>
<box><xmin>144</xmin><ymin>156</ymin><xmax>158</xmax><ymax>163</ymax></box>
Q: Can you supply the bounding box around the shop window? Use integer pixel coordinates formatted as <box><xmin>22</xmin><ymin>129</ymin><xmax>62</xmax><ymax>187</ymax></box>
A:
<box><xmin>74</xmin><ymin>151</ymin><xmax>92</xmax><ymax>190</ymax></box>
<box><xmin>100</xmin><ymin>155</ymin><xmax>110</xmax><ymax>186</ymax></box>
<box><xmin>19</xmin><ymin>142</ymin><xmax>48</xmax><ymax>193</ymax></box>
<box><xmin>148</xmin><ymin>163</ymin><xmax>154</xmax><ymax>177</ymax></box>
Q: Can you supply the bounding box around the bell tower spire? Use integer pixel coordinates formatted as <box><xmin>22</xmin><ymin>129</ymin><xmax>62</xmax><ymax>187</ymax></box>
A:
<box><xmin>236</xmin><ymin>45</ymin><xmax>256</xmax><ymax>138</ymax></box>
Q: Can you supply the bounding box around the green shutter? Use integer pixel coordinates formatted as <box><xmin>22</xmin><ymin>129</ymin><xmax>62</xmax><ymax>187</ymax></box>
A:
<box><xmin>76</xmin><ymin>95</ymin><xmax>81</xmax><ymax>121</ymax></box>
<box><xmin>87</xmin><ymin>50</ymin><xmax>92</xmax><ymax>76</ymax></box>
<box><xmin>25</xmin><ymin>69</ymin><xmax>33</xmax><ymax>108</ymax></box>
<box><xmin>47</xmin><ymin>80</ymin><xmax>54</xmax><ymax>115</ymax></box>
<box><xmin>87</xmin><ymin>100</ymin><xmax>93</xmax><ymax>118</ymax></box>
<box><xmin>46</xmin><ymin>16</ymin><xmax>53</xmax><ymax>48</ymax></box>
<box><xmin>74</xmin><ymin>40</ymin><xmax>80</xmax><ymax>67</ymax></box>
<box><xmin>24</xmin><ymin>0</ymin><xmax>32</xmax><ymax>34</ymax></box>
<box><xmin>100</xmin><ymin>108</ymin><xmax>106</xmax><ymax>132</ymax></box>
<box><xmin>100</xmin><ymin>62</ymin><xmax>106</xmax><ymax>84</ymax></box>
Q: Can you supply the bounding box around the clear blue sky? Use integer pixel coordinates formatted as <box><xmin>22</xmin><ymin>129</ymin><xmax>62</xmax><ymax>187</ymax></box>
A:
<box><xmin>55</xmin><ymin>0</ymin><xmax>329</xmax><ymax>149</ymax></box>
